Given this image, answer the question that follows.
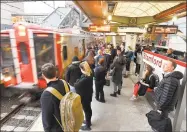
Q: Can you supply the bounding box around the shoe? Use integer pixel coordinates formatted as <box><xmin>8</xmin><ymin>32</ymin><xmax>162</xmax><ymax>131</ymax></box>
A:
<box><xmin>123</xmin><ymin>75</ymin><xmax>128</xmax><ymax>78</ymax></box>
<box><xmin>99</xmin><ymin>99</ymin><xmax>106</xmax><ymax>103</ymax></box>
<box><xmin>81</xmin><ymin>125</ymin><xmax>91</xmax><ymax>131</ymax></box>
<box><xmin>95</xmin><ymin>97</ymin><xmax>99</xmax><ymax>101</ymax></box>
<box><xmin>83</xmin><ymin>120</ymin><xmax>92</xmax><ymax>126</ymax></box>
<box><xmin>117</xmin><ymin>90</ymin><xmax>121</xmax><ymax>95</ymax></box>
<box><xmin>110</xmin><ymin>92</ymin><xmax>117</xmax><ymax>97</ymax></box>
<box><xmin>130</xmin><ymin>96</ymin><xmax>137</xmax><ymax>101</ymax></box>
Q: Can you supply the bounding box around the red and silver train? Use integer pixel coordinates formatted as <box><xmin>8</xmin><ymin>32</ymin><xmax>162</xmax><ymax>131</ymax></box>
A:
<box><xmin>1</xmin><ymin>22</ymin><xmax>96</xmax><ymax>90</ymax></box>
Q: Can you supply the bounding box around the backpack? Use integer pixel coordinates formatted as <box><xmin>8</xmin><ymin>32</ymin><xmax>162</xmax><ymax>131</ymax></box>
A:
<box><xmin>46</xmin><ymin>80</ymin><xmax>84</xmax><ymax>132</ymax></box>
<box><xmin>149</xmin><ymin>74</ymin><xmax>160</xmax><ymax>88</ymax></box>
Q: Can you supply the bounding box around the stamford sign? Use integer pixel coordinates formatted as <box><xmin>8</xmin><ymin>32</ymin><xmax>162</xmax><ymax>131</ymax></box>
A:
<box><xmin>143</xmin><ymin>52</ymin><xmax>163</xmax><ymax>68</ymax></box>
<box><xmin>142</xmin><ymin>50</ymin><xmax>186</xmax><ymax>81</ymax></box>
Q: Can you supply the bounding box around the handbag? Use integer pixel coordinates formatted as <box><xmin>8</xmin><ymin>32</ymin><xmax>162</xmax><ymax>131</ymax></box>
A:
<box><xmin>109</xmin><ymin>67</ymin><xmax>115</xmax><ymax>76</ymax></box>
<box><xmin>105</xmin><ymin>79</ymin><xmax>110</xmax><ymax>86</ymax></box>
<box><xmin>138</xmin><ymin>82</ymin><xmax>148</xmax><ymax>96</ymax></box>
<box><xmin>105</xmin><ymin>73</ymin><xmax>110</xmax><ymax>86</ymax></box>
<box><xmin>146</xmin><ymin>110</ymin><xmax>172</xmax><ymax>132</ymax></box>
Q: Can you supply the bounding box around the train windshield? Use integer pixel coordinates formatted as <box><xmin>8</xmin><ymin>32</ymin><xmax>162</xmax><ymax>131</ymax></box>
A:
<box><xmin>0</xmin><ymin>35</ymin><xmax>15</xmax><ymax>79</ymax></box>
<box><xmin>33</xmin><ymin>33</ymin><xmax>55</xmax><ymax>77</ymax></box>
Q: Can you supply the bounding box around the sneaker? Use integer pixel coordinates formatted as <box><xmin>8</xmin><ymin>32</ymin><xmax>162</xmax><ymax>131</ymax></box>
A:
<box><xmin>110</xmin><ymin>92</ymin><xmax>117</xmax><ymax>97</ymax></box>
<box><xmin>81</xmin><ymin>125</ymin><xmax>91</xmax><ymax>131</ymax></box>
<box><xmin>130</xmin><ymin>96</ymin><xmax>137</xmax><ymax>101</ymax></box>
<box><xmin>117</xmin><ymin>90</ymin><xmax>121</xmax><ymax>95</ymax></box>
<box><xmin>99</xmin><ymin>99</ymin><xmax>106</xmax><ymax>103</ymax></box>
<box><xmin>83</xmin><ymin>120</ymin><xmax>92</xmax><ymax>126</ymax></box>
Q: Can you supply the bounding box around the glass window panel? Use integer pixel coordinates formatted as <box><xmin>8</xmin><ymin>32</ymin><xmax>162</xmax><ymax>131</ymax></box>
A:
<box><xmin>19</xmin><ymin>42</ymin><xmax>29</xmax><ymax>64</ymax></box>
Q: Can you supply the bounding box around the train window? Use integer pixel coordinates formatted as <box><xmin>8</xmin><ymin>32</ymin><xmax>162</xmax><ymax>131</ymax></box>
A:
<box><xmin>0</xmin><ymin>36</ymin><xmax>14</xmax><ymax>66</ymax></box>
<box><xmin>33</xmin><ymin>33</ymin><xmax>55</xmax><ymax>77</ymax></box>
<box><xmin>63</xmin><ymin>46</ymin><xmax>68</xmax><ymax>60</ymax></box>
<box><xmin>19</xmin><ymin>42</ymin><xmax>29</xmax><ymax>64</ymax></box>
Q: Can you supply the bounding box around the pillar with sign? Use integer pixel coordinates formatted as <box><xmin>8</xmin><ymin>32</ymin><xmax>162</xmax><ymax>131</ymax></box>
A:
<box><xmin>125</xmin><ymin>34</ymin><xmax>137</xmax><ymax>51</ymax></box>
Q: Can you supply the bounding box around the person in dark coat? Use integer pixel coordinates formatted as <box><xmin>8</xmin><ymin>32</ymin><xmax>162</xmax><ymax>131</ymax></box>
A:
<box><xmin>166</xmin><ymin>48</ymin><xmax>178</xmax><ymax>60</ymax></box>
<box><xmin>65</xmin><ymin>56</ymin><xmax>82</xmax><ymax>92</ymax></box>
<box><xmin>155</xmin><ymin>59</ymin><xmax>183</xmax><ymax>118</ymax></box>
<box><xmin>74</xmin><ymin>61</ymin><xmax>93</xmax><ymax>131</ymax></box>
<box><xmin>40</xmin><ymin>63</ymin><xmax>70</xmax><ymax>132</ymax></box>
<box><xmin>103</xmin><ymin>49</ymin><xmax>112</xmax><ymax>71</ymax></box>
<box><xmin>110</xmin><ymin>47</ymin><xmax>126</xmax><ymax>97</ymax></box>
<box><xmin>124</xmin><ymin>46</ymin><xmax>133</xmax><ymax>78</ymax></box>
<box><xmin>94</xmin><ymin>58</ymin><xmax>107</xmax><ymax>103</ymax></box>
<box><xmin>110</xmin><ymin>45</ymin><xmax>117</xmax><ymax>62</ymax></box>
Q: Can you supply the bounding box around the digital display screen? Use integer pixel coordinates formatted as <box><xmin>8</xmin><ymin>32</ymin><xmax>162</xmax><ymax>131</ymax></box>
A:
<box><xmin>89</xmin><ymin>25</ymin><xmax>110</xmax><ymax>32</ymax></box>
<box><xmin>153</xmin><ymin>25</ymin><xmax>178</xmax><ymax>34</ymax></box>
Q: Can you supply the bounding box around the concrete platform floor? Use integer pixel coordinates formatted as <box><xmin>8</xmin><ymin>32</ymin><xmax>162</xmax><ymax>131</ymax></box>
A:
<box><xmin>29</xmin><ymin>77</ymin><xmax>154</xmax><ymax>131</ymax></box>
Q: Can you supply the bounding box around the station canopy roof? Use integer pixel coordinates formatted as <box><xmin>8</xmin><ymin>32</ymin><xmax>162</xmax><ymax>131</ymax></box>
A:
<box><xmin>73</xmin><ymin>1</ymin><xmax>187</xmax><ymax>32</ymax></box>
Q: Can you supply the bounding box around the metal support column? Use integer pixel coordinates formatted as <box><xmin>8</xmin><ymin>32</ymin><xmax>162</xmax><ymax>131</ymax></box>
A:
<box><xmin>173</xmin><ymin>70</ymin><xmax>186</xmax><ymax>131</ymax></box>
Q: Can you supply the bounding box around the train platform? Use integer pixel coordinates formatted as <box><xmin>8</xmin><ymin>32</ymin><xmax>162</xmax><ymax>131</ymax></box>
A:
<box><xmin>28</xmin><ymin>75</ymin><xmax>186</xmax><ymax>131</ymax></box>
<box><xmin>29</xmin><ymin>76</ymin><xmax>154</xmax><ymax>131</ymax></box>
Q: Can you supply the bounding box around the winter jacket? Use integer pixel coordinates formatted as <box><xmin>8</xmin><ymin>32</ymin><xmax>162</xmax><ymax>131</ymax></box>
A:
<box><xmin>40</xmin><ymin>79</ymin><xmax>70</xmax><ymax>132</ymax></box>
<box><xmin>136</xmin><ymin>52</ymin><xmax>142</xmax><ymax>64</ymax></box>
<box><xmin>74</xmin><ymin>74</ymin><xmax>93</xmax><ymax>103</ymax></box>
<box><xmin>154</xmin><ymin>71</ymin><xmax>183</xmax><ymax>112</ymax></box>
<box><xmin>143</xmin><ymin>73</ymin><xmax>156</xmax><ymax>89</ymax></box>
<box><xmin>166</xmin><ymin>53</ymin><xmax>178</xmax><ymax>60</ymax></box>
<box><xmin>65</xmin><ymin>61</ymin><xmax>82</xmax><ymax>87</ymax></box>
<box><xmin>94</xmin><ymin>65</ymin><xmax>107</xmax><ymax>85</ymax></box>
<box><xmin>95</xmin><ymin>55</ymin><xmax>104</xmax><ymax>67</ymax></box>
<box><xmin>103</xmin><ymin>53</ymin><xmax>112</xmax><ymax>70</ymax></box>
<box><xmin>110</xmin><ymin>54</ymin><xmax>126</xmax><ymax>84</ymax></box>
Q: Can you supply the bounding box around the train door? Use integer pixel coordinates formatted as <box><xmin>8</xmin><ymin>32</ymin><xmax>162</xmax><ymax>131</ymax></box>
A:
<box><xmin>0</xmin><ymin>33</ymin><xmax>17</xmax><ymax>87</ymax></box>
<box><xmin>33</xmin><ymin>33</ymin><xmax>55</xmax><ymax>88</ymax></box>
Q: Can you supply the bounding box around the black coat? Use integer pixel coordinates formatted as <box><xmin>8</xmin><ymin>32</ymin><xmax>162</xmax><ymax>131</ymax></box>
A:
<box><xmin>103</xmin><ymin>54</ymin><xmax>112</xmax><ymax>70</ymax></box>
<box><xmin>40</xmin><ymin>80</ymin><xmax>70</xmax><ymax>132</ymax></box>
<box><xmin>110</xmin><ymin>54</ymin><xmax>126</xmax><ymax>84</ymax></box>
<box><xmin>154</xmin><ymin>71</ymin><xmax>183</xmax><ymax>112</ymax></box>
<box><xmin>74</xmin><ymin>75</ymin><xmax>93</xmax><ymax>103</ymax></box>
<box><xmin>65</xmin><ymin>62</ymin><xmax>82</xmax><ymax>87</ymax></box>
<box><xmin>94</xmin><ymin>65</ymin><xmax>107</xmax><ymax>85</ymax></box>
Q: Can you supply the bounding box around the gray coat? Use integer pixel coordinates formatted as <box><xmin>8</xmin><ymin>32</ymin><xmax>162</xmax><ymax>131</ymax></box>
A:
<box><xmin>110</xmin><ymin>55</ymin><xmax>126</xmax><ymax>84</ymax></box>
<box><xmin>154</xmin><ymin>71</ymin><xmax>183</xmax><ymax>112</ymax></box>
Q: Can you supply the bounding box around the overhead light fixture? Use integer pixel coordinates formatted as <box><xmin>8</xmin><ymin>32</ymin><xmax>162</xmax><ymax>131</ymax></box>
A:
<box><xmin>104</xmin><ymin>20</ymin><xmax>107</xmax><ymax>25</ymax></box>
<box><xmin>108</xmin><ymin>15</ymin><xmax>112</xmax><ymax>21</ymax></box>
<box><xmin>145</xmin><ymin>24</ymin><xmax>148</xmax><ymax>28</ymax></box>
<box><xmin>172</xmin><ymin>15</ymin><xmax>177</xmax><ymax>22</ymax></box>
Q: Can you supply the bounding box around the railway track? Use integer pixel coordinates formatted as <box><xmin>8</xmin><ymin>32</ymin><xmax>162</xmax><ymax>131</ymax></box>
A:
<box><xmin>0</xmin><ymin>103</ymin><xmax>25</xmax><ymax>125</ymax></box>
<box><xmin>0</xmin><ymin>99</ymin><xmax>41</xmax><ymax>131</ymax></box>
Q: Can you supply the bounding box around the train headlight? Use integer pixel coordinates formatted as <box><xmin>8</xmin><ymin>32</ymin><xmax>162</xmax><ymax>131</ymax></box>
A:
<box><xmin>4</xmin><ymin>76</ymin><xmax>12</xmax><ymax>82</ymax></box>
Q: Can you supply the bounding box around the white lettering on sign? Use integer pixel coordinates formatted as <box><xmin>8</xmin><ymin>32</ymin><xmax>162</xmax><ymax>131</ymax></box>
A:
<box><xmin>142</xmin><ymin>51</ymin><xmax>186</xmax><ymax>82</ymax></box>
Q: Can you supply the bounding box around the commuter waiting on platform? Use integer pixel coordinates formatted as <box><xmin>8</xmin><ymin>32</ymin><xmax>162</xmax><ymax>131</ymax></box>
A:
<box><xmin>94</xmin><ymin>58</ymin><xmax>107</xmax><ymax>103</ymax></box>
<box><xmin>83</xmin><ymin>50</ymin><xmax>95</xmax><ymax>70</ymax></box>
<box><xmin>103</xmin><ymin>49</ymin><xmax>112</xmax><ymax>71</ymax></box>
<box><xmin>110</xmin><ymin>47</ymin><xmax>126</xmax><ymax>97</ymax></box>
<box><xmin>40</xmin><ymin>63</ymin><xmax>70</xmax><ymax>132</ymax></box>
<box><xmin>75</xmin><ymin>61</ymin><xmax>93</xmax><ymax>131</ymax></box>
<box><xmin>166</xmin><ymin>48</ymin><xmax>178</xmax><ymax>60</ymax></box>
<box><xmin>130</xmin><ymin>64</ymin><xmax>157</xmax><ymax>101</ymax></box>
<box><xmin>155</xmin><ymin>59</ymin><xmax>183</xmax><ymax>118</ymax></box>
<box><xmin>65</xmin><ymin>56</ymin><xmax>82</xmax><ymax>92</ymax></box>
<box><xmin>134</xmin><ymin>47</ymin><xmax>142</xmax><ymax>76</ymax></box>
<box><xmin>124</xmin><ymin>46</ymin><xmax>133</xmax><ymax>78</ymax></box>
<box><xmin>94</xmin><ymin>49</ymin><xmax>104</xmax><ymax>67</ymax></box>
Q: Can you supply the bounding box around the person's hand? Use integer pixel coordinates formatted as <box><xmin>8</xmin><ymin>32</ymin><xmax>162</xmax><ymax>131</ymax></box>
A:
<box><xmin>157</xmin><ymin>110</ymin><xmax>162</xmax><ymax>114</ymax></box>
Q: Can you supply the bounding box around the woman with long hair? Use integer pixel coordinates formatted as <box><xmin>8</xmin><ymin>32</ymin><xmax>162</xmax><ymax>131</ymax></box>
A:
<box><xmin>74</xmin><ymin>61</ymin><xmax>93</xmax><ymax>131</ymax></box>
<box><xmin>130</xmin><ymin>64</ymin><xmax>156</xmax><ymax>101</ymax></box>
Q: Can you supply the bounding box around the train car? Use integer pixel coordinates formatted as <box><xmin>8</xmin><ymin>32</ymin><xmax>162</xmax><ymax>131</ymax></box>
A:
<box><xmin>0</xmin><ymin>22</ymin><xmax>95</xmax><ymax>91</ymax></box>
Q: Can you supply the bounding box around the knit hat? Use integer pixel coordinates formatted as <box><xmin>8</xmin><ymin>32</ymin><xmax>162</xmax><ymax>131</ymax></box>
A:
<box><xmin>72</xmin><ymin>56</ymin><xmax>79</xmax><ymax>62</ymax></box>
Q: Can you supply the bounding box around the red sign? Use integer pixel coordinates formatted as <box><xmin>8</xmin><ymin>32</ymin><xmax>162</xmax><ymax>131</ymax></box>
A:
<box><xmin>89</xmin><ymin>25</ymin><xmax>110</xmax><ymax>32</ymax></box>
